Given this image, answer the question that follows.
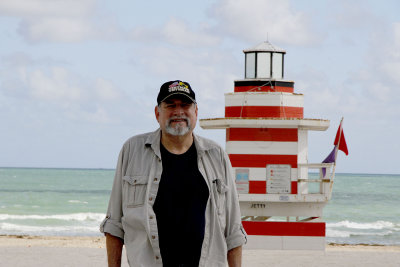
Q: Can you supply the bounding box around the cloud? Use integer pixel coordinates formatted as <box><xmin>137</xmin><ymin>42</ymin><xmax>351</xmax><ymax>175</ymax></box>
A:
<box><xmin>296</xmin><ymin>20</ymin><xmax>400</xmax><ymax>128</ymax></box>
<box><xmin>331</xmin><ymin>0</ymin><xmax>377</xmax><ymax>29</ymax></box>
<box><xmin>0</xmin><ymin>0</ymin><xmax>122</xmax><ymax>43</ymax></box>
<box><xmin>134</xmin><ymin>44</ymin><xmax>241</xmax><ymax>117</ymax></box>
<box><xmin>0</xmin><ymin>0</ymin><xmax>93</xmax><ymax>17</ymax></box>
<box><xmin>95</xmin><ymin>78</ymin><xmax>123</xmax><ymax>101</ymax></box>
<box><xmin>129</xmin><ymin>0</ymin><xmax>318</xmax><ymax>47</ymax></box>
<box><xmin>0</xmin><ymin>53</ymin><xmax>132</xmax><ymax>124</ymax></box>
<box><xmin>162</xmin><ymin>17</ymin><xmax>220</xmax><ymax>47</ymax></box>
<box><xmin>208</xmin><ymin>0</ymin><xmax>319</xmax><ymax>45</ymax></box>
<box><xmin>377</xmin><ymin>23</ymin><xmax>400</xmax><ymax>85</ymax></box>
<box><xmin>28</xmin><ymin>67</ymin><xmax>82</xmax><ymax>102</ymax></box>
<box><xmin>394</xmin><ymin>22</ymin><xmax>400</xmax><ymax>48</ymax></box>
<box><xmin>1</xmin><ymin>0</ymin><xmax>317</xmax><ymax>46</ymax></box>
<box><xmin>129</xmin><ymin>17</ymin><xmax>220</xmax><ymax>47</ymax></box>
<box><xmin>1</xmin><ymin>0</ymin><xmax>218</xmax><ymax>45</ymax></box>
<box><xmin>18</xmin><ymin>17</ymin><xmax>94</xmax><ymax>43</ymax></box>
<box><xmin>360</xmin><ymin>23</ymin><xmax>400</xmax><ymax>106</ymax></box>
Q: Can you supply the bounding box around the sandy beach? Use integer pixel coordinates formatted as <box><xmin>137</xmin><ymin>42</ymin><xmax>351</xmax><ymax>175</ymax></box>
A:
<box><xmin>1</xmin><ymin>236</ymin><xmax>399</xmax><ymax>267</ymax></box>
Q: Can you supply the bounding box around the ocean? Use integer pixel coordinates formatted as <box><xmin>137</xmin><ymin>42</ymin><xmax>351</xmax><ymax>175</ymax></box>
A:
<box><xmin>0</xmin><ymin>168</ymin><xmax>399</xmax><ymax>245</ymax></box>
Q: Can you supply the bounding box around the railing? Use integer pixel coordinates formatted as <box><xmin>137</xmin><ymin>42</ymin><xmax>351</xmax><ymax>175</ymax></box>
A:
<box><xmin>238</xmin><ymin>162</ymin><xmax>336</xmax><ymax>205</ymax></box>
<box><xmin>297</xmin><ymin>163</ymin><xmax>335</xmax><ymax>199</ymax></box>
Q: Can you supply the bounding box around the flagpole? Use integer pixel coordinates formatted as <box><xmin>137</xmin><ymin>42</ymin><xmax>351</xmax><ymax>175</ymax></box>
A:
<box><xmin>330</xmin><ymin>117</ymin><xmax>343</xmax><ymax>182</ymax></box>
<box><xmin>334</xmin><ymin>117</ymin><xmax>344</xmax><ymax>165</ymax></box>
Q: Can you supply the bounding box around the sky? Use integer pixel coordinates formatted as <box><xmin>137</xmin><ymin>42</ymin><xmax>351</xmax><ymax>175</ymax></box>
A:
<box><xmin>1</xmin><ymin>0</ymin><xmax>399</xmax><ymax>174</ymax></box>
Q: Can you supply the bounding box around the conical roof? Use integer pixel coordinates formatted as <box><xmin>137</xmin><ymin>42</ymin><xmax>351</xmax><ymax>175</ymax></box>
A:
<box><xmin>243</xmin><ymin>41</ymin><xmax>286</xmax><ymax>53</ymax></box>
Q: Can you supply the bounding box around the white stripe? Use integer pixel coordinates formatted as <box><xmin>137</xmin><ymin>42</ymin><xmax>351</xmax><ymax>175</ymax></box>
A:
<box><xmin>244</xmin><ymin>235</ymin><xmax>325</xmax><ymax>250</ymax></box>
<box><xmin>225</xmin><ymin>92</ymin><xmax>303</xmax><ymax>107</ymax></box>
<box><xmin>226</xmin><ymin>141</ymin><xmax>298</xmax><ymax>155</ymax></box>
<box><xmin>298</xmin><ymin>130</ymin><xmax>308</xmax><ymax>182</ymax></box>
<box><xmin>233</xmin><ymin>167</ymin><xmax>298</xmax><ymax>181</ymax></box>
<box><xmin>199</xmin><ymin>118</ymin><xmax>330</xmax><ymax>131</ymax></box>
<box><xmin>283</xmin><ymin>236</ymin><xmax>325</xmax><ymax>250</ymax></box>
<box><xmin>298</xmin><ymin>130</ymin><xmax>308</xmax><ymax>163</ymax></box>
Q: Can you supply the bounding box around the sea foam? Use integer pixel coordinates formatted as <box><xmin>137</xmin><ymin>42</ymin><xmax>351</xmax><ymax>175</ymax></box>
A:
<box><xmin>0</xmin><ymin>222</ymin><xmax>101</xmax><ymax>236</ymax></box>
<box><xmin>327</xmin><ymin>220</ymin><xmax>395</xmax><ymax>230</ymax></box>
<box><xmin>0</xmin><ymin>213</ymin><xmax>105</xmax><ymax>222</ymax></box>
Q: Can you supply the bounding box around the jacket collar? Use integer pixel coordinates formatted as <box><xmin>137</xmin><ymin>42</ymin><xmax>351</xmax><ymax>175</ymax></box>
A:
<box><xmin>193</xmin><ymin>131</ymin><xmax>217</xmax><ymax>157</ymax></box>
<box><xmin>144</xmin><ymin>128</ymin><xmax>162</xmax><ymax>159</ymax></box>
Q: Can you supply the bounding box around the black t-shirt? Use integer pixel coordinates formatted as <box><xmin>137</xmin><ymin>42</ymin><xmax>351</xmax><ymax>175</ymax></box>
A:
<box><xmin>153</xmin><ymin>142</ymin><xmax>209</xmax><ymax>267</ymax></box>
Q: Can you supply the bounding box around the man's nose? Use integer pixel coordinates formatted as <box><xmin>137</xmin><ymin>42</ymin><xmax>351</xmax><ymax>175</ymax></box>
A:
<box><xmin>172</xmin><ymin>105</ymin><xmax>185</xmax><ymax>115</ymax></box>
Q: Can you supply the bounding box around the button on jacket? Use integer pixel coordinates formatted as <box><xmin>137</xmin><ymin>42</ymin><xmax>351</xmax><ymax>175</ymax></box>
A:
<box><xmin>100</xmin><ymin>128</ymin><xmax>247</xmax><ymax>267</ymax></box>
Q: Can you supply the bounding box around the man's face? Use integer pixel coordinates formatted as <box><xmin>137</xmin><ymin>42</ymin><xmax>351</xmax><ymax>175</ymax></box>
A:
<box><xmin>155</xmin><ymin>96</ymin><xmax>198</xmax><ymax>136</ymax></box>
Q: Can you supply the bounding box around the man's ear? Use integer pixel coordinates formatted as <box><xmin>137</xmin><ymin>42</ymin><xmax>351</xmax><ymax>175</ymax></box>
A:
<box><xmin>155</xmin><ymin>105</ymin><xmax>160</xmax><ymax>122</ymax></box>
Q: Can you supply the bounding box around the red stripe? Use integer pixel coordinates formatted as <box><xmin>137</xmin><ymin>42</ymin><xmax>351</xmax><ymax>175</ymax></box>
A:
<box><xmin>249</xmin><ymin>181</ymin><xmax>297</xmax><ymax>194</ymax></box>
<box><xmin>249</xmin><ymin>181</ymin><xmax>266</xmax><ymax>194</ymax></box>
<box><xmin>242</xmin><ymin>221</ymin><xmax>326</xmax><ymax>236</ymax></box>
<box><xmin>226</xmin><ymin>128</ymin><xmax>298</xmax><ymax>142</ymax></box>
<box><xmin>225</xmin><ymin>106</ymin><xmax>303</xmax><ymax>118</ymax></box>
<box><xmin>234</xmin><ymin>85</ymin><xmax>294</xmax><ymax>93</ymax></box>
<box><xmin>291</xmin><ymin>181</ymin><xmax>298</xmax><ymax>194</ymax></box>
<box><xmin>229</xmin><ymin>154</ymin><xmax>297</xmax><ymax>168</ymax></box>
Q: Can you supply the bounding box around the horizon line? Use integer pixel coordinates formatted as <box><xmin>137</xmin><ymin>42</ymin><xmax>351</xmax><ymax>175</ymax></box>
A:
<box><xmin>1</xmin><ymin>166</ymin><xmax>399</xmax><ymax>176</ymax></box>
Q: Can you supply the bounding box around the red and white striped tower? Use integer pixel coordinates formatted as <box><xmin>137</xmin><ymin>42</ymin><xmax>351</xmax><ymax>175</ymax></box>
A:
<box><xmin>200</xmin><ymin>41</ymin><xmax>334</xmax><ymax>250</ymax></box>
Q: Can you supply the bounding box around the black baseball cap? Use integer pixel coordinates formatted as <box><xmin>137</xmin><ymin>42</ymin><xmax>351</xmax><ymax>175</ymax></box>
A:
<box><xmin>157</xmin><ymin>80</ymin><xmax>196</xmax><ymax>105</ymax></box>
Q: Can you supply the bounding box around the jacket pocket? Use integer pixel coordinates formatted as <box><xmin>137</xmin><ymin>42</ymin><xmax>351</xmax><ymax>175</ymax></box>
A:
<box><xmin>122</xmin><ymin>175</ymin><xmax>148</xmax><ymax>208</ymax></box>
<box><xmin>213</xmin><ymin>178</ymin><xmax>228</xmax><ymax>215</ymax></box>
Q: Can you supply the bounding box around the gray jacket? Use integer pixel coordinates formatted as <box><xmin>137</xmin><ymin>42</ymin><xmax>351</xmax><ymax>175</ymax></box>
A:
<box><xmin>100</xmin><ymin>128</ymin><xmax>247</xmax><ymax>267</ymax></box>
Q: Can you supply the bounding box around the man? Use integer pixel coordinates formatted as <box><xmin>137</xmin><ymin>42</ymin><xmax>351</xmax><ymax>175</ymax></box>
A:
<box><xmin>100</xmin><ymin>80</ymin><xmax>247</xmax><ymax>267</ymax></box>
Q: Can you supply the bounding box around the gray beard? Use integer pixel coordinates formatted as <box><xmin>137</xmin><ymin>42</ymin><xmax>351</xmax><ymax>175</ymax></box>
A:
<box><xmin>165</xmin><ymin>116</ymin><xmax>191</xmax><ymax>136</ymax></box>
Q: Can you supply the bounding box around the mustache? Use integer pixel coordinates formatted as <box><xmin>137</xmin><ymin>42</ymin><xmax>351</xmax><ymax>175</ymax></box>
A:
<box><xmin>167</xmin><ymin>116</ymin><xmax>189</xmax><ymax>125</ymax></box>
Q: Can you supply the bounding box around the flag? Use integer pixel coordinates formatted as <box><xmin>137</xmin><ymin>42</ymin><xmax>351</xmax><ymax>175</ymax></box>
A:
<box><xmin>321</xmin><ymin>119</ymin><xmax>349</xmax><ymax>177</ymax></box>
<box><xmin>323</xmin><ymin>146</ymin><xmax>336</xmax><ymax>163</ymax></box>
<box><xmin>322</xmin><ymin>146</ymin><xmax>336</xmax><ymax>177</ymax></box>
<box><xmin>334</xmin><ymin>122</ymin><xmax>348</xmax><ymax>155</ymax></box>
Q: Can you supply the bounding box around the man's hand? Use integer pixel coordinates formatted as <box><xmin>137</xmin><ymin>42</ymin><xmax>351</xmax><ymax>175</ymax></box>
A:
<box><xmin>227</xmin><ymin>246</ymin><xmax>242</xmax><ymax>267</ymax></box>
<box><xmin>105</xmin><ymin>233</ymin><xmax>123</xmax><ymax>267</ymax></box>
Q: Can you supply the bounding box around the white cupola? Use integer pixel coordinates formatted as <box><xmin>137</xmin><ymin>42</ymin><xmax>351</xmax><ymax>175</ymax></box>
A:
<box><xmin>243</xmin><ymin>41</ymin><xmax>286</xmax><ymax>80</ymax></box>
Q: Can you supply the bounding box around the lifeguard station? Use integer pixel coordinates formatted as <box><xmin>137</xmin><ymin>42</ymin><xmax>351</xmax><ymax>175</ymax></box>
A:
<box><xmin>200</xmin><ymin>41</ymin><xmax>335</xmax><ymax>250</ymax></box>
